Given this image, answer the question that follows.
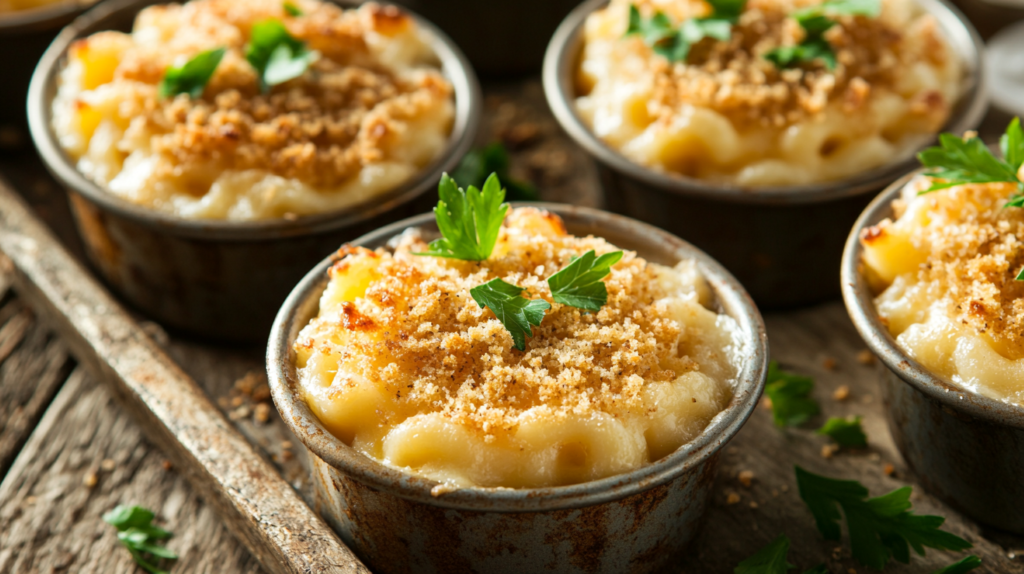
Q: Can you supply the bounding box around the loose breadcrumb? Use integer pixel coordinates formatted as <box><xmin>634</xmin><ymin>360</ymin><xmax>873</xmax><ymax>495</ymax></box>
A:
<box><xmin>833</xmin><ymin>384</ymin><xmax>850</xmax><ymax>401</ymax></box>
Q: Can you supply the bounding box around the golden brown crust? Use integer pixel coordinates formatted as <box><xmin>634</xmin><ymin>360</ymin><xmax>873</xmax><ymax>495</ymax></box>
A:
<box><xmin>70</xmin><ymin>0</ymin><xmax>452</xmax><ymax>189</ymax></box>
<box><xmin>592</xmin><ymin>0</ymin><xmax>952</xmax><ymax>127</ymax></box>
<box><xmin>295</xmin><ymin>208</ymin><xmax>729</xmax><ymax>436</ymax></box>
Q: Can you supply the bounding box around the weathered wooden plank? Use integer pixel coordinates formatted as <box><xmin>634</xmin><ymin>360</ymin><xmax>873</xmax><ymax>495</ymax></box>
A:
<box><xmin>0</xmin><ymin>367</ymin><xmax>264</xmax><ymax>574</ymax></box>
<box><xmin>0</xmin><ymin>178</ymin><xmax>367</xmax><ymax>574</ymax></box>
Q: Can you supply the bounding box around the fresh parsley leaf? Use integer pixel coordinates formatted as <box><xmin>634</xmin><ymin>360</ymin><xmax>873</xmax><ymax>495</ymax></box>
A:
<box><xmin>246</xmin><ymin>19</ymin><xmax>318</xmax><ymax>92</ymax></box>
<box><xmin>917</xmin><ymin>132</ymin><xmax>1020</xmax><ymax>193</ymax></box>
<box><xmin>625</xmin><ymin>0</ymin><xmax>745</xmax><ymax>63</ymax></box>
<box><xmin>1017</xmin><ymin>267</ymin><xmax>1024</xmax><ymax>281</ymax></box>
<box><xmin>734</xmin><ymin>534</ymin><xmax>829</xmax><ymax>574</ymax></box>
<box><xmin>158</xmin><ymin>47</ymin><xmax>225</xmax><ymax>99</ymax></box>
<box><xmin>766</xmin><ymin>0</ymin><xmax>878</xmax><ymax>69</ymax></box>
<box><xmin>283</xmin><ymin>1</ymin><xmax>303</xmax><ymax>16</ymax></box>
<box><xmin>933</xmin><ymin>555</ymin><xmax>982</xmax><ymax>574</ymax></box>
<box><xmin>470</xmin><ymin>278</ymin><xmax>550</xmax><ymax>351</ymax></box>
<box><xmin>817</xmin><ymin>415</ymin><xmax>867</xmax><ymax>448</ymax></box>
<box><xmin>1001</xmin><ymin>117</ymin><xmax>1024</xmax><ymax>172</ymax></box>
<box><xmin>547</xmin><ymin>250</ymin><xmax>623</xmax><ymax>312</ymax></box>
<box><xmin>104</xmin><ymin>505</ymin><xmax>177</xmax><ymax>574</ymax></box>
<box><xmin>451</xmin><ymin>143</ymin><xmax>539</xmax><ymax>201</ymax></box>
<box><xmin>765</xmin><ymin>362</ymin><xmax>819</xmax><ymax>427</ymax></box>
<box><xmin>418</xmin><ymin>173</ymin><xmax>509</xmax><ymax>261</ymax></box>
<box><xmin>734</xmin><ymin>534</ymin><xmax>794</xmax><ymax>574</ymax></box>
<box><xmin>795</xmin><ymin>466</ymin><xmax>972</xmax><ymax>569</ymax></box>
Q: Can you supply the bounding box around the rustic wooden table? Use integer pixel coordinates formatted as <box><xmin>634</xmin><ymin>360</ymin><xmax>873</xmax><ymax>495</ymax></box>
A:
<box><xmin>2</xmin><ymin>51</ymin><xmax>1024</xmax><ymax>574</ymax></box>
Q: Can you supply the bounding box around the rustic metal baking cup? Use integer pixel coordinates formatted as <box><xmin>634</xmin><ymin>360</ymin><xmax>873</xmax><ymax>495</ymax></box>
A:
<box><xmin>0</xmin><ymin>0</ymin><xmax>93</xmax><ymax>139</ymax></box>
<box><xmin>27</xmin><ymin>0</ymin><xmax>481</xmax><ymax>341</ymax></box>
<box><xmin>268</xmin><ymin>204</ymin><xmax>769</xmax><ymax>574</ymax></box>
<box><xmin>841</xmin><ymin>171</ymin><xmax>1024</xmax><ymax>534</ymax></box>
<box><xmin>543</xmin><ymin>0</ymin><xmax>987</xmax><ymax>309</ymax></box>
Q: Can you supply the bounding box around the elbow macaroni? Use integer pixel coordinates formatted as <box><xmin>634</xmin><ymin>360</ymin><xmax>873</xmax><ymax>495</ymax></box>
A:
<box><xmin>575</xmin><ymin>0</ymin><xmax>963</xmax><ymax>186</ymax></box>
<box><xmin>861</xmin><ymin>176</ymin><xmax>1024</xmax><ymax>405</ymax></box>
<box><xmin>294</xmin><ymin>208</ymin><xmax>744</xmax><ymax>488</ymax></box>
<box><xmin>50</xmin><ymin>0</ymin><xmax>454</xmax><ymax>221</ymax></box>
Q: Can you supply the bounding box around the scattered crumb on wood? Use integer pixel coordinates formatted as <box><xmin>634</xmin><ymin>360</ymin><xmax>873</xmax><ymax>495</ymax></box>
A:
<box><xmin>25</xmin><ymin>496</ymin><xmax>38</xmax><ymax>505</ymax></box>
<box><xmin>857</xmin><ymin>349</ymin><xmax>876</xmax><ymax>365</ymax></box>
<box><xmin>229</xmin><ymin>406</ymin><xmax>251</xmax><ymax>421</ymax></box>
<box><xmin>833</xmin><ymin>385</ymin><xmax>850</xmax><ymax>401</ymax></box>
<box><xmin>883</xmin><ymin>463</ymin><xmax>896</xmax><ymax>477</ymax></box>
<box><xmin>280</xmin><ymin>441</ymin><xmax>293</xmax><ymax>450</ymax></box>
<box><xmin>760</xmin><ymin>397</ymin><xmax>773</xmax><ymax>409</ymax></box>
<box><xmin>737</xmin><ymin>470</ymin><xmax>754</xmax><ymax>488</ymax></box>
<box><xmin>749</xmin><ymin>501</ymin><xmax>759</xmax><ymax>509</ymax></box>
<box><xmin>100</xmin><ymin>458</ymin><xmax>116</xmax><ymax>471</ymax></box>
<box><xmin>726</xmin><ymin>492</ymin><xmax>741</xmax><ymax>505</ymax></box>
<box><xmin>821</xmin><ymin>444</ymin><xmax>838</xmax><ymax>459</ymax></box>
<box><xmin>823</xmin><ymin>357</ymin><xmax>838</xmax><ymax>371</ymax></box>
<box><xmin>83</xmin><ymin>472</ymin><xmax>97</xmax><ymax>488</ymax></box>
<box><xmin>161</xmin><ymin>460</ymin><xmax>174</xmax><ymax>471</ymax></box>
<box><xmin>254</xmin><ymin>403</ymin><xmax>271</xmax><ymax>425</ymax></box>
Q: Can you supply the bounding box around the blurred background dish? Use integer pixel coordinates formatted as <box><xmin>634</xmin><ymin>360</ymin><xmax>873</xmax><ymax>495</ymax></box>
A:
<box><xmin>544</xmin><ymin>0</ymin><xmax>987</xmax><ymax>308</ymax></box>
<box><xmin>0</xmin><ymin>0</ymin><xmax>96</xmax><ymax>150</ymax></box>
<box><xmin>27</xmin><ymin>0</ymin><xmax>481</xmax><ymax>341</ymax></box>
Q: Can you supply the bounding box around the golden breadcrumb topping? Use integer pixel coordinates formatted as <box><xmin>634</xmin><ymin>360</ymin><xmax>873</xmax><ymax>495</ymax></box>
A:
<box><xmin>864</xmin><ymin>179</ymin><xmax>1024</xmax><ymax>356</ymax></box>
<box><xmin>63</xmin><ymin>0</ymin><xmax>452</xmax><ymax>189</ymax></box>
<box><xmin>584</xmin><ymin>0</ymin><xmax>953</xmax><ymax>127</ymax></box>
<box><xmin>295</xmin><ymin>208</ymin><xmax>736</xmax><ymax>437</ymax></box>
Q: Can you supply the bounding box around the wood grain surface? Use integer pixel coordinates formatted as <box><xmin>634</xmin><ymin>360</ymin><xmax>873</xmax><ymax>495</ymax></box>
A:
<box><xmin>1</xmin><ymin>74</ymin><xmax>1023</xmax><ymax>574</ymax></box>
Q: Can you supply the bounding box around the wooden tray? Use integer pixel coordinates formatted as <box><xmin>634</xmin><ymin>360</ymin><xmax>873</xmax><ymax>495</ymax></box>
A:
<box><xmin>0</xmin><ymin>80</ymin><xmax>1022</xmax><ymax>574</ymax></box>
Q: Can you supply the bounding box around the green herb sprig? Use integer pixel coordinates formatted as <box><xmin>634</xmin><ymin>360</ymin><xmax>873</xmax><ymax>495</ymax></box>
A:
<box><xmin>452</xmin><ymin>143</ymin><xmax>539</xmax><ymax>201</ymax></box>
<box><xmin>547</xmin><ymin>250</ymin><xmax>624</xmax><ymax>312</ymax></box>
<box><xmin>817</xmin><ymin>415</ymin><xmax>867</xmax><ymax>448</ymax></box>
<box><xmin>103</xmin><ymin>505</ymin><xmax>177</xmax><ymax>574</ymax></box>
<box><xmin>734</xmin><ymin>534</ymin><xmax>827</xmax><ymax>574</ymax></box>
<box><xmin>470</xmin><ymin>279</ymin><xmax>550</xmax><ymax>351</ymax></box>
<box><xmin>283</xmin><ymin>1</ymin><xmax>303</xmax><ymax>16</ymax></box>
<box><xmin>246</xmin><ymin>19</ymin><xmax>318</xmax><ymax>92</ymax></box>
<box><xmin>764</xmin><ymin>362</ymin><xmax>820</xmax><ymax>427</ymax></box>
<box><xmin>796</xmin><ymin>466</ymin><xmax>972</xmax><ymax>569</ymax></box>
<box><xmin>625</xmin><ymin>0</ymin><xmax>745</xmax><ymax>63</ymax></box>
<box><xmin>917</xmin><ymin>118</ymin><xmax>1024</xmax><ymax>281</ymax></box>
<box><xmin>158</xmin><ymin>47</ymin><xmax>226</xmax><ymax>99</ymax></box>
<box><xmin>765</xmin><ymin>0</ymin><xmax>880</xmax><ymax>70</ymax></box>
<box><xmin>417</xmin><ymin>173</ymin><xmax>509</xmax><ymax>261</ymax></box>
<box><xmin>934</xmin><ymin>555</ymin><xmax>982</xmax><ymax>574</ymax></box>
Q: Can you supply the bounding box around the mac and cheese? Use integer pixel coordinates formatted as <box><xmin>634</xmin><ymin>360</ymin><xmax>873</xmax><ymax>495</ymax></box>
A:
<box><xmin>575</xmin><ymin>0</ymin><xmax>962</xmax><ymax>186</ymax></box>
<box><xmin>294</xmin><ymin>208</ymin><xmax>745</xmax><ymax>488</ymax></box>
<box><xmin>51</xmin><ymin>0</ymin><xmax>454</xmax><ymax>220</ymax></box>
<box><xmin>861</xmin><ymin>176</ymin><xmax>1024</xmax><ymax>405</ymax></box>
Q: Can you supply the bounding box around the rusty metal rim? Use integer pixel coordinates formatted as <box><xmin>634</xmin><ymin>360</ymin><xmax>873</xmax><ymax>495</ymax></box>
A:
<box><xmin>267</xmin><ymin>203</ymin><xmax>769</xmax><ymax>512</ymax></box>
<box><xmin>0</xmin><ymin>0</ymin><xmax>90</xmax><ymax>33</ymax></box>
<box><xmin>26</xmin><ymin>0</ymin><xmax>481</xmax><ymax>242</ymax></box>
<box><xmin>840</xmin><ymin>171</ymin><xmax>1024</xmax><ymax>429</ymax></box>
<box><xmin>541</xmin><ymin>0</ymin><xmax>988</xmax><ymax>207</ymax></box>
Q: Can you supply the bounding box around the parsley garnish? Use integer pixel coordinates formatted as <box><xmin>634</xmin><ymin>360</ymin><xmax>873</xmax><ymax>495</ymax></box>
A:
<box><xmin>246</xmin><ymin>19</ymin><xmax>318</xmax><ymax>92</ymax></box>
<box><xmin>470</xmin><ymin>278</ymin><xmax>550</xmax><ymax>351</ymax></box>
<box><xmin>625</xmin><ymin>0</ymin><xmax>745</xmax><ymax>63</ymax></box>
<box><xmin>547</xmin><ymin>250</ymin><xmax>624</xmax><ymax>312</ymax></box>
<box><xmin>795</xmin><ymin>466</ymin><xmax>972</xmax><ymax>569</ymax></box>
<box><xmin>765</xmin><ymin>362</ymin><xmax>819</xmax><ymax>427</ymax></box>
<box><xmin>765</xmin><ymin>0</ymin><xmax>879</xmax><ymax>70</ymax></box>
<box><xmin>158</xmin><ymin>48</ymin><xmax>225</xmax><ymax>99</ymax></box>
<box><xmin>103</xmin><ymin>505</ymin><xmax>177</xmax><ymax>574</ymax></box>
<box><xmin>417</xmin><ymin>173</ymin><xmax>509</xmax><ymax>261</ymax></box>
<box><xmin>734</xmin><ymin>534</ymin><xmax>828</xmax><ymax>574</ymax></box>
<box><xmin>283</xmin><ymin>1</ymin><xmax>303</xmax><ymax>16</ymax></box>
<box><xmin>934</xmin><ymin>555</ymin><xmax>982</xmax><ymax>574</ymax></box>
<box><xmin>918</xmin><ymin>118</ymin><xmax>1024</xmax><ymax>198</ymax></box>
<box><xmin>1017</xmin><ymin>267</ymin><xmax>1024</xmax><ymax>281</ymax></box>
<box><xmin>817</xmin><ymin>415</ymin><xmax>867</xmax><ymax>448</ymax></box>
<box><xmin>452</xmin><ymin>143</ymin><xmax>539</xmax><ymax>201</ymax></box>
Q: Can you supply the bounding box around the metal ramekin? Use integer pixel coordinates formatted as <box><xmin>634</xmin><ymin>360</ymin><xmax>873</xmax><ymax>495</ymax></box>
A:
<box><xmin>26</xmin><ymin>0</ymin><xmax>481</xmax><ymax>342</ymax></box>
<box><xmin>841</xmin><ymin>172</ymin><xmax>1024</xmax><ymax>534</ymax></box>
<box><xmin>543</xmin><ymin>0</ymin><xmax>987</xmax><ymax>309</ymax></box>
<box><xmin>0</xmin><ymin>0</ymin><xmax>94</xmax><ymax>139</ymax></box>
<box><xmin>268</xmin><ymin>204</ymin><xmax>768</xmax><ymax>574</ymax></box>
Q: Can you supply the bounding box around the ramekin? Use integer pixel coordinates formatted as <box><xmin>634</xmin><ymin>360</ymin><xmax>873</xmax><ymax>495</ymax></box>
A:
<box><xmin>267</xmin><ymin>204</ymin><xmax>769</xmax><ymax>574</ymax></box>
<box><xmin>841</xmin><ymin>172</ymin><xmax>1024</xmax><ymax>534</ymax></box>
<box><xmin>27</xmin><ymin>0</ymin><xmax>481</xmax><ymax>341</ymax></box>
<box><xmin>543</xmin><ymin>0</ymin><xmax>987</xmax><ymax>308</ymax></box>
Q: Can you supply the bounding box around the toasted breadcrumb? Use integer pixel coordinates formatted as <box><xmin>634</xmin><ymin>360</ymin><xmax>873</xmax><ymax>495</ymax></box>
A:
<box><xmin>589</xmin><ymin>0</ymin><xmax>953</xmax><ymax>128</ymax></box>
<box><xmin>295</xmin><ymin>208</ymin><xmax>739</xmax><ymax>438</ymax></box>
